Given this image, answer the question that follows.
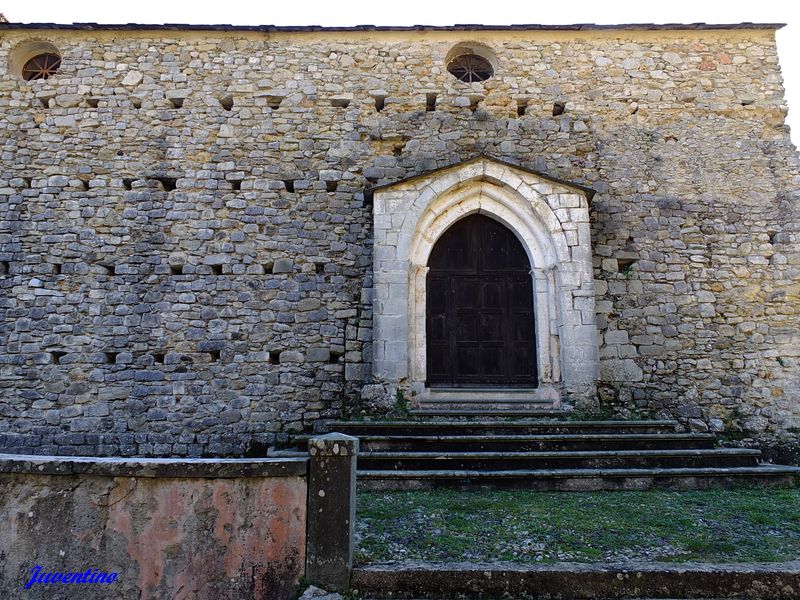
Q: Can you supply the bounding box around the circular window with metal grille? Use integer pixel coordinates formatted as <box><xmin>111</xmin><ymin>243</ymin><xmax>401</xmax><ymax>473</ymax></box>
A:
<box><xmin>10</xmin><ymin>41</ymin><xmax>63</xmax><ymax>81</ymax></box>
<box><xmin>21</xmin><ymin>52</ymin><xmax>62</xmax><ymax>81</ymax></box>
<box><xmin>447</xmin><ymin>54</ymin><xmax>494</xmax><ymax>82</ymax></box>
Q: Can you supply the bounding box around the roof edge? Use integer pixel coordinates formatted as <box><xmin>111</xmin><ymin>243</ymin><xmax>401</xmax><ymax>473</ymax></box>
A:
<box><xmin>0</xmin><ymin>22</ymin><xmax>786</xmax><ymax>33</ymax></box>
<box><xmin>369</xmin><ymin>154</ymin><xmax>597</xmax><ymax>200</ymax></box>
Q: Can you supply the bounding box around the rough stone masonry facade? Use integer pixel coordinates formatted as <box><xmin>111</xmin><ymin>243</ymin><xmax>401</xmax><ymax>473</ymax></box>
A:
<box><xmin>0</xmin><ymin>23</ymin><xmax>798</xmax><ymax>457</ymax></box>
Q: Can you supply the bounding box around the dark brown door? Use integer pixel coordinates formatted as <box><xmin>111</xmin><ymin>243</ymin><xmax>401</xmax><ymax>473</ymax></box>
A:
<box><xmin>426</xmin><ymin>214</ymin><xmax>537</xmax><ymax>387</ymax></box>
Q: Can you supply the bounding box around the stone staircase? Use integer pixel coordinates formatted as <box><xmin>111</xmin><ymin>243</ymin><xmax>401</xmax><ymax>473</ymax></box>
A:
<box><xmin>278</xmin><ymin>405</ymin><xmax>800</xmax><ymax>491</ymax></box>
<box><xmin>411</xmin><ymin>388</ymin><xmax>559</xmax><ymax>414</ymax></box>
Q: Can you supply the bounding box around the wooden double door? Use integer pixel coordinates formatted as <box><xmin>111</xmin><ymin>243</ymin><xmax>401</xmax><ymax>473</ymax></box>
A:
<box><xmin>426</xmin><ymin>214</ymin><xmax>537</xmax><ymax>388</ymax></box>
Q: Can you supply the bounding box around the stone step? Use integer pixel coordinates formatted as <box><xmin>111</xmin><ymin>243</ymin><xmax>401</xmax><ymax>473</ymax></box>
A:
<box><xmin>415</xmin><ymin>403</ymin><xmax>564</xmax><ymax>411</ymax></box>
<box><xmin>419</xmin><ymin>388</ymin><xmax>556</xmax><ymax>412</ymax></box>
<box><xmin>324</xmin><ymin>419</ymin><xmax>679</xmax><ymax>436</ymax></box>
<box><xmin>357</xmin><ymin>464</ymin><xmax>800</xmax><ymax>491</ymax></box>
<box><xmin>408</xmin><ymin>408</ymin><xmax>572</xmax><ymax>418</ymax></box>
<box><xmin>357</xmin><ymin>433</ymin><xmax>717</xmax><ymax>453</ymax></box>
<box><xmin>352</xmin><ymin>561</ymin><xmax>800</xmax><ymax>599</ymax></box>
<box><xmin>424</xmin><ymin>387</ymin><xmax>543</xmax><ymax>399</ymax></box>
<box><xmin>357</xmin><ymin>448</ymin><xmax>762</xmax><ymax>471</ymax></box>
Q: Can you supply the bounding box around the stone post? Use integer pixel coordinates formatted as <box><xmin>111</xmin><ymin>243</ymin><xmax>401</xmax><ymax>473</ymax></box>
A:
<box><xmin>306</xmin><ymin>432</ymin><xmax>359</xmax><ymax>590</ymax></box>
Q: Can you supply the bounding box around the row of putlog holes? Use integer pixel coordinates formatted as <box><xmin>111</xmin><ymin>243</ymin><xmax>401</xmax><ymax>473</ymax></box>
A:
<box><xmin>1</xmin><ymin>259</ymin><xmax>326</xmax><ymax>277</ymax></box>
<box><xmin>49</xmin><ymin>349</ymin><xmax>342</xmax><ymax>365</ymax></box>
<box><xmin>38</xmin><ymin>95</ymin><xmax>285</xmax><ymax>111</ymax></box>
<box><xmin>38</xmin><ymin>93</ymin><xmax>567</xmax><ymax>116</ymax></box>
<box><xmin>14</xmin><ymin>176</ymin><xmax>324</xmax><ymax>194</ymax></box>
<box><xmin>375</xmin><ymin>93</ymin><xmax>566</xmax><ymax>117</ymax></box>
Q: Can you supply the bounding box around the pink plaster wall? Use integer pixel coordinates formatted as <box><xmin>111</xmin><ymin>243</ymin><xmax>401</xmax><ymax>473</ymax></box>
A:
<box><xmin>0</xmin><ymin>473</ymin><xmax>307</xmax><ymax>600</ymax></box>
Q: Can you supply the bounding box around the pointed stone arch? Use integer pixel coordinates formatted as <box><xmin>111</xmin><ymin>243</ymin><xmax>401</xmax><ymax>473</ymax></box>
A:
<box><xmin>371</xmin><ymin>156</ymin><xmax>599</xmax><ymax>406</ymax></box>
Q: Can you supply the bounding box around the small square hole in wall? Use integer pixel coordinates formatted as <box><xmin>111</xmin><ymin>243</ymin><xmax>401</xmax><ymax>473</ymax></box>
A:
<box><xmin>153</xmin><ymin>177</ymin><xmax>177</xmax><ymax>191</ymax></box>
<box><xmin>99</xmin><ymin>263</ymin><xmax>114</xmax><ymax>275</ymax></box>
<box><xmin>230</xmin><ymin>179</ymin><xmax>242</xmax><ymax>191</ymax></box>
<box><xmin>170</xmin><ymin>264</ymin><xmax>184</xmax><ymax>275</ymax></box>
<box><xmin>0</xmin><ymin>261</ymin><xmax>9</xmax><ymax>275</ymax></box>
<box><xmin>326</xmin><ymin>181</ymin><xmax>338</xmax><ymax>193</ymax></box>
<box><xmin>105</xmin><ymin>352</ymin><xmax>118</xmax><ymax>364</ymax></box>
<box><xmin>22</xmin><ymin>177</ymin><xmax>32</xmax><ymax>188</ymax></box>
<box><xmin>553</xmin><ymin>101</ymin><xmax>566</xmax><ymax>116</ymax></box>
<box><xmin>618</xmin><ymin>258</ymin><xmax>638</xmax><ymax>273</ymax></box>
<box><xmin>373</xmin><ymin>95</ymin><xmax>386</xmax><ymax>112</ymax></box>
<box><xmin>331</xmin><ymin>98</ymin><xmax>350</xmax><ymax>108</ymax></box>
<box><xmin>52</xmin><ymin>263</ymin><xmax>62</xmax><ymax>275</ymax></box>
<box><xmin>211</xmin><ymin>264</ymin><xmax>223</xmax><ymax>275</ymax></box>
<box><xmin>363</xmin><ymin>190</ymin><xmax>374</xmax><ymax>209</ymax></box>
<box><xmin>207</xmin><ymin>350</ymin><xmax>221</xmax><ymax>362</ymax></box>
<box><xmin>315</xmin><ymin>263</ymin><xmax>325</xmax><ymax>275</ymax></box>
<box><xmin>80</xmin><ymin>179</ymin><xmax>90</xmax><ymax>191</ymax></box>
<box><xmin>131</xmin><ymin>98</ymin><xmax>142</xmax><ymax>109</ymax></box>
<box><xmin>152</xmin><ymin>352</ymin><xmax>165</xmax><ymax>364</ymax></box>
<box><xmin>426</xmin><ymin>93</ymin><xmax>438</xmax><ymax>112</ymax></box>
<box><xmin>39</xmin><ymin>97</ymin><xmax>50</xmax><ymax>109</ymax></box>
<box><xmin>469</xmin><ymin>96</ymin><xmax>483</xmax><ymax>113</ymax></box>
<box><xmin>168</xmin><ymin>97</ymin><xmax>184</xmax><ymax>109</ymax></box>
<box><xmin>219</xmin><ymin>95</ymin><xmax>234</xmax><ymax>111</ymax></box>
<box><xmin>328</xmin><ymin>351</ymin><xmax>342</xmax><ymax>364</ymax></box>
<box><xmin>122</xmin><ymin>178</ymin><xmax>134</xmax><ymax>190</ymax></box>
<box><xmin>283</xmin><ymin>180</ymin><xmax>295</xmax><ymax>193</ymax></box>
<box><xmin>86</xmin><ymin>97</ymin><xmax>99</xmax><ymax>108</ymax></box>
<box><xmin>269</xmin><ymin>351</ymin><xmax>281</xmax><ymax>365</ymax></box>
<box><xmin>51</xmin><ymin>351</ymin><xmax>66</xmax><ymax>364</ymax></box>
<box><xmin>266</xmin><ymin>96</ymin><xmax>284</xmax><ymax>110</ymax></box>
<box><xmin>517</xmin><ymin>99</ymin><xmax>529</xmax><ymax>117</ymax></box>
<box><xmin>262</xmin><ymin>261</ymin><xmax>274</xmax><ymax>273</ymax></box>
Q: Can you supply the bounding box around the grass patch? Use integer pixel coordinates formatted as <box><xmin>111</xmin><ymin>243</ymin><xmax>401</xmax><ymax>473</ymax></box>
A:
<box><xmin>356</xmin><ymin>487</ymin><xmax>800</xmax><ymax>565</ymax></box>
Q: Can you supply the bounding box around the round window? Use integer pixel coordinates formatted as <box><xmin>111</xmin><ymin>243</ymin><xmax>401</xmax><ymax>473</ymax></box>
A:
<box><xmin>22</xmin><ymin>52</ymin><xmax>62</xmax><ymax>81</ymax></box>
<box><xmin>445</xmin><ymin>44</ymin><xmax>497</xmax><ymax>83</ymax></box>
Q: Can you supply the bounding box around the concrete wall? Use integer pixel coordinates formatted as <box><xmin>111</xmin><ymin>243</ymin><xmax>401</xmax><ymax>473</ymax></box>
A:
<box><xmin>0</xmin><ymin>455</ymin><xmax>308</xmax><ymax>600</ymax></box>
<box><xmin>0</xmin><ymin>25</ymin><xmax>798</xmax><ymax>451</ymax></box>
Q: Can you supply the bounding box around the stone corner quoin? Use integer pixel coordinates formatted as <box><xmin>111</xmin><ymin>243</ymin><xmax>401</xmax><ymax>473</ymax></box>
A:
<box><xmin>0</xmin><ymin>23</ymin><xmax>797</xmax><ymax>456</ymax></box>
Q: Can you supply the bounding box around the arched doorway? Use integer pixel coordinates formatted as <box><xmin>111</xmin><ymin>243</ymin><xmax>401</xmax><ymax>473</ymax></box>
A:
<box><xmin>426</xmin><ymin>214</ymin><xmax>537</xmax><ymax>388</ymax></box>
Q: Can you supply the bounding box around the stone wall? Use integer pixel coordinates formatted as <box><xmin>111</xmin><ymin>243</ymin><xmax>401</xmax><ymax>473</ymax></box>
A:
<box><xmin>0</xmin><ymin>24</ymin><xmax>798</xmax><ymax>454</ymax></box>
<box><xmin>0</xmin><ymin>454</ymin><xmax>308</xmax><ymax>599</ymax></box>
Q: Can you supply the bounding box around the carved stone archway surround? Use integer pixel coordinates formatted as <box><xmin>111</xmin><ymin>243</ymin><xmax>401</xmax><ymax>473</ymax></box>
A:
<box><xmin>371</xmin><ymin>156</ymin><xmax>599</xmax><ymax>406</ymax></box>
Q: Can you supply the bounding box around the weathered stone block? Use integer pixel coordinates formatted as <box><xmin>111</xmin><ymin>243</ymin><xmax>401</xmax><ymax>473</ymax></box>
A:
<box><xmin>600</xmin><ymin>359</ymin><xmax>643</xmax><ymax>382</ymax></box>
<box><xmin>307</xmin><ymin>348</ymin><xmax>331</xmax><ymax>363</ymax></box>
<box><xmin>307</xmin><ymin>433</ymin><xmax>358</xmax><ymax>590</ymax></box>
<box><xmin>273</xmin><ymin>258</ymin><xmax>294</xmax><ymax>273</ymax></box>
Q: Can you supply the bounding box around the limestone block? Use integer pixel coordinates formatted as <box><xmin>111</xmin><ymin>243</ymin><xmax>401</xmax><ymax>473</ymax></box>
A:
<box><xmin>600</xmin><ymin>359</ymin><xmax>644</xmax><ymax>382</ymax></box>
<box><xmin>121</xmin><ymin>70</ymin><xmax>144</xmax><ymax>86</ymax></box>
<box><xmin>273</xmin><ymin>258</ymin><xmax>294</xmax><ymax>273</ymax></box>
<box><xmin>605</xmin><ymin>330</ymin><xmax>629</xmax><ymax>345</ymax></box>
<box><xmin>602</xmin><ymin>258</ymin><xmax>619</xmax><ymax>273</ymax></box>
<box><xmin>307</xmin><ymin>348</ymin><xmax>331</xmax><ymax>363</ymax></box>
<box><xmin>373</xmin><ymin>359</ymin><xmax>407</xmax><ymax>381</ymax></box>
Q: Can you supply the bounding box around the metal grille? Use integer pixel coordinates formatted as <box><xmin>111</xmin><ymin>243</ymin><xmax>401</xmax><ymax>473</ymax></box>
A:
<box><xmin>22</xmin><ymin>53</ymin><xmax>61</xmax><ymax>81</ymax></box>
<box><xmin>447</xmin><ymin>54</ymin><xmax>493</xmax><ymax>82</ymax></box>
